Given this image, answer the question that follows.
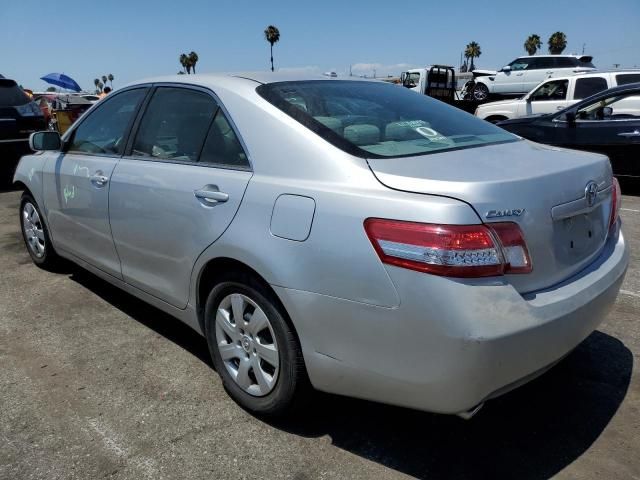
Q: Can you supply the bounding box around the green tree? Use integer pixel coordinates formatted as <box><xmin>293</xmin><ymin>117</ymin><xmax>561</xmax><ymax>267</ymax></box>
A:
<box><xmin>548</xmin><ymin>32</ymin><xmax>567</xmax><ymax>54</ymax></box>
<box><xmin>45</xmin><ymin>86</ymin><xmax>56</xmax><ymax>92</ymax></box>
<box><xmin>264</xmin><ymin>25</ymin><xmax>280</xmax><ymax>72</ymax></box>
<box><xmin>524</xmin><ymin>34</ymin><xmax>542</xmax><ymax>55</ymax></box>
<box><xmin>98</xmin><ymin>80</ymin><xmax>104</xmax><ymax>92</ymax></box>
<box><xmin>188</xmin><ymin>51</ymin><xmax>199</xmax><ymax>74</ymax></box>
<box><xmin>93</xmin><ymin>78</ymin><xmax>101</xmax><ymax>93</ymax></box>
<box><xmin>464</xmin><ymin>41</ymin><xmax>482</xmax><ymax>71</ymax></box>
<box><xmin>107</xmin><ymin>73</ymin><xmax>114</xmax><ymax>86</ymax></box>
<box><xmin>101</xmin><ymin>75</ymin><xmax>107</xmax><ymax>86</ymax></box>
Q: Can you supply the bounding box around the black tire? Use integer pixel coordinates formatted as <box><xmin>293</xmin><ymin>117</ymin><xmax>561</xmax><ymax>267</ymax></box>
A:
<box><xmin>204</xmin><ymin>272</ymin><xmax>307</xmax><ymax>416</ymax></box>
<box><xmin>19</xmin><ymin>192</ymin><xmax>62</xmax><ymax>270</ymax></box>
<box><xmin>473</xmin><ymin>82</ymin><xmax>490</xmax><ymax>102</ymax></box>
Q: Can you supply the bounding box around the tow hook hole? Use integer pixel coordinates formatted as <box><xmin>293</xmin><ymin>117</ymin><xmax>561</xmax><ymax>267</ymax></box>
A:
<box><xmin>570</xmin><ymin>241</ymin><xmax>574</xmax><ymax>249</ymax></box>
<box><xmin>588</xmin><ymin>230</ymin><xmax>592</xmax><ymax>238</ymax></box>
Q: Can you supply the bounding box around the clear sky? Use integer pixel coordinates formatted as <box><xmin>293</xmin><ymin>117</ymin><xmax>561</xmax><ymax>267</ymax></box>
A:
<box><xmin>2</xmin><ymin>0</ymin><xmax>639</xmax><ymax>92</ymax></box>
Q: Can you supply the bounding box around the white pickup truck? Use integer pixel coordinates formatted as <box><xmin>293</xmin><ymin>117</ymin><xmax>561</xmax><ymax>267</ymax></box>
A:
<box><xmin>475</xmin><ymin>70</ymin><xmax>640</xmax><ymax>123</ymax></box>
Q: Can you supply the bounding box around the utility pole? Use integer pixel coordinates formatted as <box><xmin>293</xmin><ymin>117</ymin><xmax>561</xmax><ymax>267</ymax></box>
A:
<box><xmin>349</xmin><ymin>65</ymin><xmax>352</xmax><ymax>77</ymax></box>
<box><xmin>582</xmin><ymin>43</ymin><xmax>586</xmax><ymax>54</ymax></box>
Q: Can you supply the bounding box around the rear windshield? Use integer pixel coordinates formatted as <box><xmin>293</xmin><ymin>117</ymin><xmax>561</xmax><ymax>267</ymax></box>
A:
<box><xmin>257</xmin><ymin>80</ymin><xmax>517</xmax><ymax>158</ymax></box>
<box><xmin>0</xmin><ymin>79</ymin><xmax>30</xmax><ymax>107</ymax></box>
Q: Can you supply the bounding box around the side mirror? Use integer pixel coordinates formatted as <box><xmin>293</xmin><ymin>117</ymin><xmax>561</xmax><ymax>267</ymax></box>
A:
<box><xmin>602</xmin><ymin>106</ymin><xmax>613</xmax><ymax>118</ymax></box>
<box><xmin>29</xmin><ymin>131</ymin><xmax>61</xmax><ymax>151</ymax></box>
<box><xmin>525</xmin><ymin>95</ymin><xmax>532</xmax><ymax>103</ymax></box>
<box><xmin>565</xmin><ymin>111</ymin><xmax>576</xmax><ymax>124</ymax></box>
<box><xmin>501</xmin><ymin>65</ymin><xmax>511</xmax><ymax>72</ymax></box>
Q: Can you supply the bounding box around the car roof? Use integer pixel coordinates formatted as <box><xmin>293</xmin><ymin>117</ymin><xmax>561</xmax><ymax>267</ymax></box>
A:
<box><xmin>536</xmin><ymin>70</ymin><xmax>640</xmax><ymax>82</ymax></box>
<box><xmin>515</xmin><ymin>54</ymin><xmax>590</xmax><ymax>59</ymax></box>
<box><xmin>126</xmin><ymin>72</ymin><xmax>372</xmax><ymax>90</ymax></box>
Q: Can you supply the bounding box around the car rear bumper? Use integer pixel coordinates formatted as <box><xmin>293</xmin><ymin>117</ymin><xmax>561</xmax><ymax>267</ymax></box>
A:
<box><xmin>274</xmin><ymin>224</ymin><xmax>629</xmax><ymax>414</ymax></box>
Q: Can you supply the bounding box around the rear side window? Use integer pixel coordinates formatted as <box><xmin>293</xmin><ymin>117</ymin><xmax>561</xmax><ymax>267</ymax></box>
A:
<box><xmin>616</xmin><ymin>74</ymin><xmax>640</xmax><ymax>86</ymax></box>
<box><xmin>132</xmin><ymin>88</ymin><xmax>217</xmax><ymax>163</ymax></box>
<box><xmin>68</xmin><ymin>88</ymin><xmax>146</xmax><ymax>155</ymax></box>
<box><xmin>199</xmin><ymin>110</ymin><xmax>250</xmax><ymax>168</ymax></box>
<box><xmin>574</xmin><ymin>77</ymin><xmax>608</xmax><ymax>99</ymax></box>
<box><xmin>257</xmin><ymin>80</ymin><xmax>517</xmax><ymax>159</ymax></box>
<box><xmin>554</xmin><ymin>57</ymin><xmax>578</xmax><ymax>68</ymax></box>
<box><xmin>531</xmin><ymin>57</ymin><xmax>555</xmax><ymax>70</ymax></box>
<box><xmin>0</xmin><ymin>79</ymin><xmax>30</xmax><ymax>106</ymax></box>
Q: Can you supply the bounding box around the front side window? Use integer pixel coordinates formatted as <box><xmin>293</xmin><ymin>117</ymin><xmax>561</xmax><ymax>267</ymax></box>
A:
<box><xmin>576</xmin><ymin>91</ymin><xmax>640</xmax><ymax>121</ymax></box>
<box><xmin>574</xmin><ymin>77</ymin><xmax>608</xmax><ymax>99</ymax></box>
<box><xmin>529</xmin><ymin>80</ymin><xmax>569</xmax><ymax>101</ymax></box>
<box><xmin>402</xmin><ymin>72</ymin><xmax>421</xmax><ymax>88</ymax></box>
<box><xmin>508</xmin><ymin>58</ymin><xmax>533</xmax><ymax>71</ymax></box>
<box><xmin>132</xmin><ymin>87</ymin><xmax>217</xmax><ymax>162</ymax></box>
<box><xmin>257</xmin><ymin>80</ymin><xmax>517</xmax><ymax>158</ymax></box>
<box><xmin>67</xmin><ymin>88</ymin><xmax>146</xmax><ymax>155</ymax></box>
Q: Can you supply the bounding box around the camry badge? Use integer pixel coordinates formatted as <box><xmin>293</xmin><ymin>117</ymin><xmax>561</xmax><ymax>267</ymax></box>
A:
<box><xmin>486</xmin><ymin>208</ymin><xmax>525</xmax><ymax>219</ymax></box>
<box><xmin>585</xmin><ymin>181</ymin><xmax>598</xmax><ymax>207</ymax></box>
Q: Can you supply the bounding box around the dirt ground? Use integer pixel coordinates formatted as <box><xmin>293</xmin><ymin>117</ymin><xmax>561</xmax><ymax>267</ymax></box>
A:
<box><xmin>1</xmin><ymin>189</ymin><xmax>639</xmax><ymax>480</ymax></box>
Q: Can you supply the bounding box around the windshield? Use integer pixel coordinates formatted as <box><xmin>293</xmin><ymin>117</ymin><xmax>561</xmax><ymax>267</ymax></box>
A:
<box><xmin>257</xmin><ymin>80</ymin><xmax>517</xmax><ymax>158</ymax></box>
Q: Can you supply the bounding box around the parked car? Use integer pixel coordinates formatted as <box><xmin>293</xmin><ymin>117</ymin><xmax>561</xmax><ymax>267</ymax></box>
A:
<box><xmin>498</xmin><ymin>83</ymin><xmax>640</xmax><ymax>180</ymax></box>
<box><xmin>14</xmin><ymin>73</ymin><xmax>628</xmax><ymax>418</ymax></box>
<box><xmin>476</xmin><ymin>70</ymin><xmax>640</xmax><ymax>122</ymax></box>
<box><xmin>472</xmin><ymin>55</ymin><xmax>596</xmax><ymax>101</ymax></box>
<box><xmin>0</xmin><ymin>78</ymin><xmax>46</xmax><ymax>184</ymax></box>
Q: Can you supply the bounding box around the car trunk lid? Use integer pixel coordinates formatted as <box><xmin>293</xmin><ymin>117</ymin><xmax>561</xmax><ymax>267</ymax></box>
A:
<box><xmin>367</xmin><ymin>140</ymin><xmax>613</xmax><ymax>293</ymax></box>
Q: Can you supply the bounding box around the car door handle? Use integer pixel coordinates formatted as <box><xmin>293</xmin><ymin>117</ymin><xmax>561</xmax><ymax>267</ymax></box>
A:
<box><xmin>516</xmin><ymin>73</ymin><xmax>523</xmax><ymax>76</ymax></box>
<box><xmin>90</xmin><ymin>172</ymin><xmax>109</xmax><ymax>187</ymax></box>
<box><xmin>618</xmin><ymin>130</ymin><xmax>640</xmax><ymax>138</ymax></box>
<box><xmin>194</xmin><ymin>187</ymin><xmax>229</xmax><ymax>204</ymax></box>
<box><xmin>556</xmin><ymin>106</ymin><xmax>564</xmax><ymax>110</ymax></box>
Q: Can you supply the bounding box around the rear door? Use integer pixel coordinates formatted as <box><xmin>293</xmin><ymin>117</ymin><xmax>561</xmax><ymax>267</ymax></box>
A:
<box><xmin>522</xmin><ymin>57</ymin><xmax>554</xmax><ymax>92</ymax></box>
<box><xmin>109</xmin><ymin>85</ymin><xmax>252</xmax><ymax>308</ymax></box>
<box><xmin>42</xmin><ymin>87</ymin><xmax>148</xmax><ymax>278</ymax></box>
<box><xmin>519</xmin><ymin>78</ymin><xmax>570</xmax><ymax>116</ymax></box>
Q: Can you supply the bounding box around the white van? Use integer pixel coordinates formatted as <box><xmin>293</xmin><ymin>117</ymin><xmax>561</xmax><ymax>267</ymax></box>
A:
<box><xmin>475</xmin><ymin>70</ymin><xmax>640</xmax><ymax>122</ymax></box>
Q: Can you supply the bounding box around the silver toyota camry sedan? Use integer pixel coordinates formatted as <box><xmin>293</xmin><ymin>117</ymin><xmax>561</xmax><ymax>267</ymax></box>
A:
<box><xmin>14</xmin><ymin>73</ymin><xmax>629</xmax><ymax>418</ymax></box>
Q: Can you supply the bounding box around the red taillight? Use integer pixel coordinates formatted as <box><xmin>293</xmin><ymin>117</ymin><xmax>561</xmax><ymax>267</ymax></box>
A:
<box><xmin>364</xmin><ymin>218</ymin><xmax>532</xmax><ymax>278</ymax></box>
<box><xmin>609</xmin><ymin>177</ymin><xmax>621</xmax><ymax>230</ymax></box>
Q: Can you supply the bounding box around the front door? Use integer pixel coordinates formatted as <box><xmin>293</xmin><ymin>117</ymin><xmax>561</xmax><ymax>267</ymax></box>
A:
<box><xmin>519</xmin><ymin>79</ymin><xmax>570</xmax><ymax>116</ymax></box>
<box><xmin>109</xmin><ymin>86</ymin><xmax>252</xmax><ymax>308</ymax></box>
<box><xmin>42</xmin><ymin>88</ymin><xmax>148</xmax><ymax>278</ymax></box>
<box><xmin>562</xmin><ymin>90</ymin><xmax>640</xmax><ymax>178</ymax></box>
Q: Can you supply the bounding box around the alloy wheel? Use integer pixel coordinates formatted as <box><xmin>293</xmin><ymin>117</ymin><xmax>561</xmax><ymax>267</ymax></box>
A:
<box><xmin>22</xmin><ymin>202</ymin><xmax>45</xmax><ymax>258</ymax></box>
<box><xmin>214</xmin><ymin>293</ymin><xmax>280</xmax><ymax>396</ymax></box>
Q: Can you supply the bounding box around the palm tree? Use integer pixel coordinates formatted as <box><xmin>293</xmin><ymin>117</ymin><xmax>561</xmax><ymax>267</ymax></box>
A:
<box><xmin>93</xmin><ymin>78</ymin><xmax>100</xmax><ymax>93</ymax></box>
<box><xmin>464</xmin><ymin>41</ymin><xmax>482</xmax><ymax>71</ymax></box>
<box><xmin>98</xmin><ymin>81</ymin><xmax>104</xmax><ymax>92</ymax></box>
<box><xmin>188</xmin><ymin>51</ymin><xmax>199</xmax><ymax>74</ymax></box>
<box><xmin>264</xmin><ymin>25</ymin><xmax>280</xmax><ymax>72</ymax></box>
<box><xmin>179</xmin><ymin>53</ymin><xmax>188</xmax><ymax>73</ymax></box>
<box><xmin>548</xmin><ymin>32</ymin><xmax>567</xmax><ymax>54</ymax></box>
<box><xmin>101</xmin><ymin>75</ymin><xmax>107</xmax><ymax>86</ymax></box>
<box><xmin>524</xmin><ymin>34</ymin><xmax>542</xmax><ymax>55</ymax></box>
<box><xmin>107</xmin><ymin>73</ymin><xmax>114</xmax><ymax>87</ymax></box>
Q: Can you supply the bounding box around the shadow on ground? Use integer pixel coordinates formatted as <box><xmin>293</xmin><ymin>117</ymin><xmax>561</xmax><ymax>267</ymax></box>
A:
<box><xmin>68</xmin><ymin>268</ymin><xmax>633</xmax><ymax>480</ymax></box>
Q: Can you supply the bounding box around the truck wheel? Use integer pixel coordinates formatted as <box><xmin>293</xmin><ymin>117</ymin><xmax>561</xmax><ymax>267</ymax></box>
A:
<box><xmin>473</xmin><ymin>83</ymin><xmax>490</xmax><ymax>102</ymax></box>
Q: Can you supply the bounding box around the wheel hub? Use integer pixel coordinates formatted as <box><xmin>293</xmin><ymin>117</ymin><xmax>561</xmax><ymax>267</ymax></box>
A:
<box><xmin>241</xmin><ymin>335</ymin><xmax>252</xmax><ymax>353</ymax></box>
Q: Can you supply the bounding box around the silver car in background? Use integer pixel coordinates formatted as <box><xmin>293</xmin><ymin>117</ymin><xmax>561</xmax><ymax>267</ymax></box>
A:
<box><xmin>14</xmin><ymin>73</ymin><xmax>629</xmax><ymax>418</ymax></box>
